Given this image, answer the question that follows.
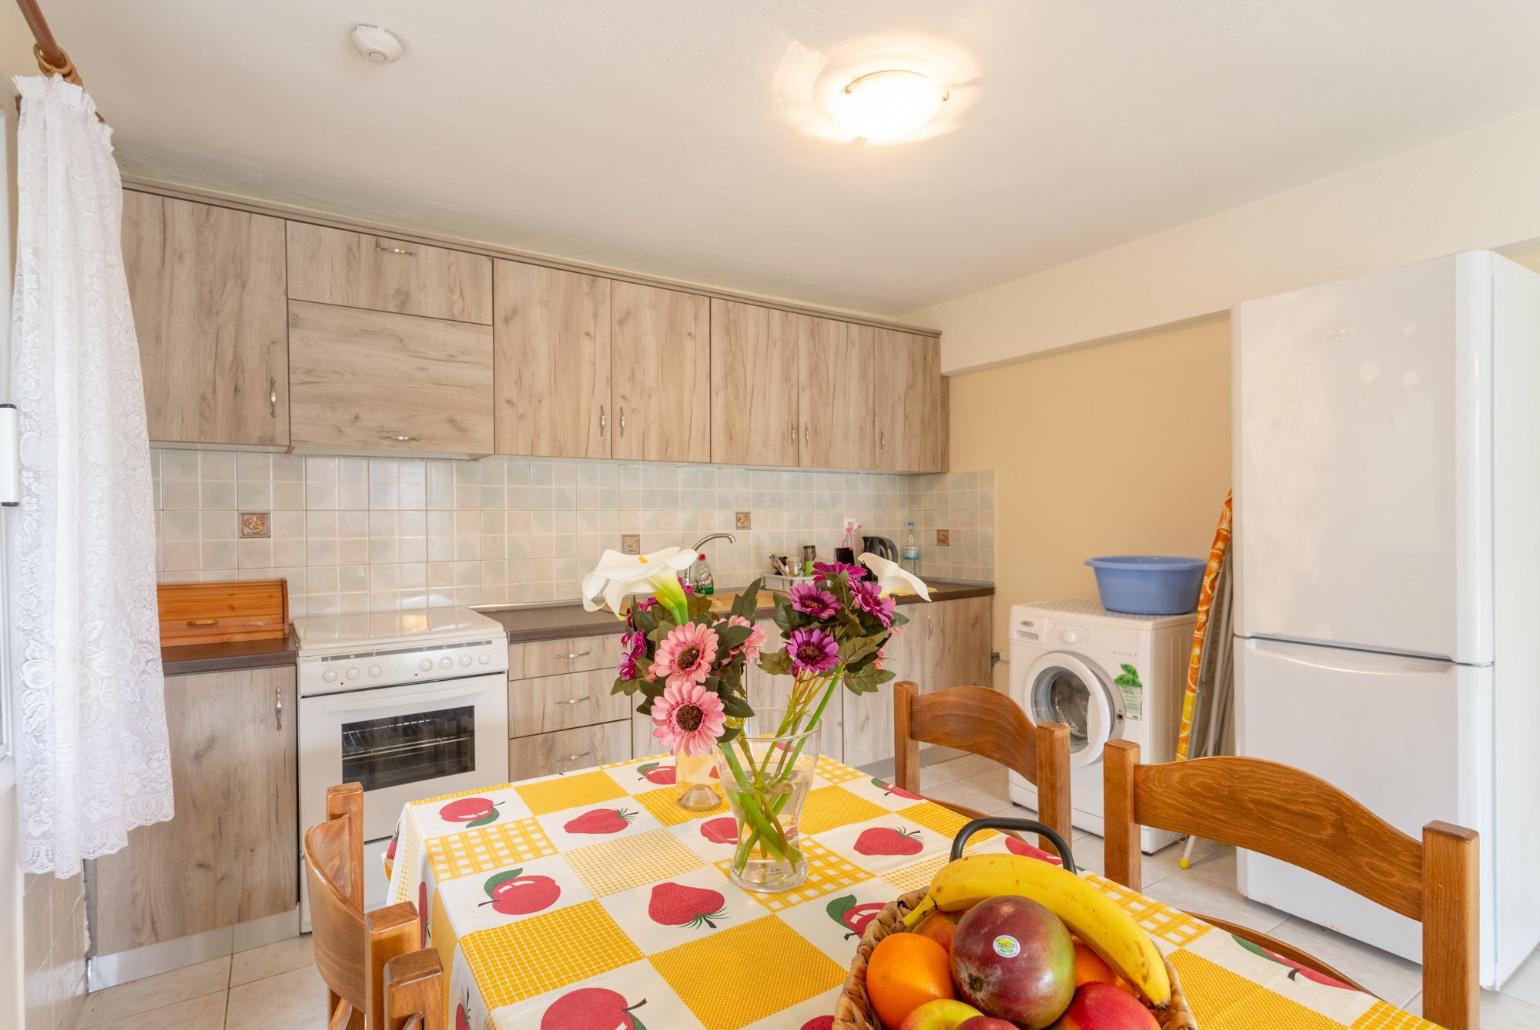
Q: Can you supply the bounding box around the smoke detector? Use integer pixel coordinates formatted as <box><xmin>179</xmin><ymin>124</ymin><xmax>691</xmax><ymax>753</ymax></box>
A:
<box><xmin>350</xmin><ymin>25</ymin><xmax>403</xmax><ymax>65</ymax></box>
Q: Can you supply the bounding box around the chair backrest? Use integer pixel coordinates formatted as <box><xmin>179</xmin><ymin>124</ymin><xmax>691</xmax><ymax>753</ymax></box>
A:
<box><xmin>382</xmin><ymin>949</ymin><xmax>447</xmax><ymax>1030</ymax></box>
<box><xmin>893</xmin><ymin>681</ymin><xmax>1073</xmax><ymax>847</ymax></box>
<box><xmin>1102</xmin><ymin>740</ymin><xmax>1478</xmax><ymax>1030</ymax></box>
<box><xmin>304</xmin><ymin>783</ymin><xmax>432</xmax><ymax>1030</ymax></box>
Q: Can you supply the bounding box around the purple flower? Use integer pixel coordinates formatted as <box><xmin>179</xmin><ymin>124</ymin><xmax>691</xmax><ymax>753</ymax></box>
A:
<box><xmin>788</xmin><ymin>627</ymin><xmax>840</xmax><ymax>675</ymax></box>
<box><xmin>789</xmin><ymin>583</ymin><xmax>840</xmax><ymax>620</ymax></box>
<box><xmin>814</xmin><ymin>561</ymin><xmax>867</xmax><ymax>582</ymax></box>
<box><xmin>618</xmin><ymin>630</ymin><xmax>647</xmax><ymax>680</ymax></box>
<box><xmin>851</xmin><ymin>578</ymin><xmax>895</xmax><ymax>627</ymax></box>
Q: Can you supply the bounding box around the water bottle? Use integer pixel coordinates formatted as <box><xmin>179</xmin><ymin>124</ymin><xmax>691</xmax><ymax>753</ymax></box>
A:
<box><xmin>903</xmin><ymin>520</ymin><xmax>920</xmax><ymax>572</ymax></box>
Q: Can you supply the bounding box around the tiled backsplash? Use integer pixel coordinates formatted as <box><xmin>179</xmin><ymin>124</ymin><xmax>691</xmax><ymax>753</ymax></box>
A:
<box><xmin>152</xmin><ymin>450</ymin><xmax>993</xmax><ymax>616</ymax></box>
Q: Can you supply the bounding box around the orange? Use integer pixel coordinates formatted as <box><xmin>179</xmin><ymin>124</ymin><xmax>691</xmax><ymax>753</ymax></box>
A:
<box><xmin>866</xmin><ymin>932</ymin><xmax>954</xmax><ymax>1028</ymax></box>
<box><xmin>1072</xmin><ymin>939</ymin><xmax>1134</xmax><ymax>993</ymax></box>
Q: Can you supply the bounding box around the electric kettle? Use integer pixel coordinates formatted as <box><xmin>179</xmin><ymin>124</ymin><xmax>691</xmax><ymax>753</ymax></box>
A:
<box><xmin>862</xmin><ymin>535</ymin><xmax>898</xmax><ymax>561</ymax></box>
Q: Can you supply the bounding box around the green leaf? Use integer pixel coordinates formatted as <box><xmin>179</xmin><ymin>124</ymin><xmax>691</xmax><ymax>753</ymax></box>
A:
<box><xmin>722</xmin><ymin>693</ymin><xmax>755</xmax><ymax>719</ymax></box>
<box><xmin>716</xmin><ymin>624</ymin><xmax>752</xmax><ymax>650</ymax></box>
<box><xmin>758</xmin><ymin>650</ymin><xmax>793</xmax><ymax>677</ymax></box>
<box><xmin>733</xmin><ymin>578</ymin><xmax>763</xmax><ymax>619</ymax></box>
<box><xmin>484</xmin><ymin>868</ymin><xmax>523</xmax><ymax>897</ymax></box>
<box><xmin>717</xmin><ymin>724</ymin><xmax>741</xmax><ymax>746</ymax></box>
<box><xmin>688</xmin><ymin>593</ymin><xmax>713</xmax><ymax>619</ymax></box>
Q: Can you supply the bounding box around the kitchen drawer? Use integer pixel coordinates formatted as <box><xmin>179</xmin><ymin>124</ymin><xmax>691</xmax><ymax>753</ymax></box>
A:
<box><xmin>509</xmin><ymin>721</ymin><xmax>630</xmax><ymax>780</ymax></box>
<box><xmin>509</xmin><ymin>668</ymin><xmax>630</xmax><ymax>737</ymax></box>
<box><xmin>285</xmin><ymin>221</ymin><xmax>493</xmax><ymax>324</ymax></box>
<box><xmin>512</xmin><ymin>634</ymin><xmax>613</xmax><ymax>678</ymax></box>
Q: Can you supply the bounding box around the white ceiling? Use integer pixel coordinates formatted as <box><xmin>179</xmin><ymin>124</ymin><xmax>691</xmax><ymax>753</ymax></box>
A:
<box><xmin>6</xmin><ymin>1</ymin><xmax>1540</xmax><ymax>315</ymax></box>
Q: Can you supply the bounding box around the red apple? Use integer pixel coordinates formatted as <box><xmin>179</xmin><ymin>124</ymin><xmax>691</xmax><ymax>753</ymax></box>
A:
<box><xmin>564</xmin><ymin>807</ymin><xmax>636</xmax><ymax>835</ymax></box>
<box><xmin>899</xmin><ymin>998</ymin><xmax>986</xmax><ymax>1029</ymax></box>
<box><xmin>440</xmin><ymin>796</ymin><xmax>501</xmax><ymax>827</ymax></box>
<box><xmin>648</xmin><ymin>882</ymin><xmax>727</xmax><ymax>929</ymax></box>
<box><xmin>637</xmin><ymin>761</ymin><xmax>676</xmax><ymax>785</ymax></box>
<box><xmin>952</xmin><ymin>896</ymin><xmax>1075</xmax><ymax>1029</ymax></box>
<box><xmin>541</xmin><ymin>987</ymin><xmax>648</xmax><ymax>1030</ymax></box>
<box><xmin>855</xmin><ymin>826</ymin><xmax>924</xmax><ymax>856</ymax></box>
<box><xmin>1050</xmin><ymin>982</ymin><xmax>1157</xmax><ymax>1029</ymax></box>
<box><xmin>872</xmin><ymin>776</ymin><xmax>922</xmax><ymax>801</ymax></box>
<box><xmin>957</xmin><ymin>1019</ymin><xmax>1017</xmax><ymax>1030</ymax></box>
<box><xmin>700</xmin><ymin>816</ymin><xmax>739</xmax><ymax>844</ymax></box>
<box><xmin>1005</xmin><ymin>836</ymin><xmax>1063</xmax><ymax>865</ymax></box>
<box><xmin>478</xmin><ymin>868</ymin><xmax>560</xmax><ymax>916</ymax></box>
<box><xmin>826</xmin><ymin>895</ymin><xmax>886</xmax><ymax>939</ymax></box>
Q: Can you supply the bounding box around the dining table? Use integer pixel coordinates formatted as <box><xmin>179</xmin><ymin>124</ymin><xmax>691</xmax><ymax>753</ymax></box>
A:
<box><xmin>384</xmin><ymin>752</ymin><xmax>1435</xmax><ymax>1030</ymax></box>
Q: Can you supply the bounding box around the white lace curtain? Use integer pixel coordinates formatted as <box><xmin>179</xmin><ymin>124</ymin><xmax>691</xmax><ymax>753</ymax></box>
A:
<box><xmin>9</xmin><ymin>75</ymin><xmax>172</xmax><ymax>876</ymax></box>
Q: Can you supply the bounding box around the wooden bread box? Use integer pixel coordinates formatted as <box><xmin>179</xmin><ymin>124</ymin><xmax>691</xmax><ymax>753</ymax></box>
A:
<box><xmin>157</xmin><ymin>579</ymin><xmax>290</xmax><ymax>647</ymax></box>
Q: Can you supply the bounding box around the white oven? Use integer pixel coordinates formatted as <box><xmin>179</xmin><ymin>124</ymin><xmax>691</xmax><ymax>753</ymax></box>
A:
<box><xmin>295</xmin><ymin>609</ymin><xmax>508</xmax><ymax>923</ymax></box>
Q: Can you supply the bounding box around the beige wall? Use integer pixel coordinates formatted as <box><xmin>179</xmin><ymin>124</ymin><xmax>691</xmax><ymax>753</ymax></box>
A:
<box><xmin>948</xmin><ymin>315</ymin><xmax>1232</xmax><ymax>687</ymax></box>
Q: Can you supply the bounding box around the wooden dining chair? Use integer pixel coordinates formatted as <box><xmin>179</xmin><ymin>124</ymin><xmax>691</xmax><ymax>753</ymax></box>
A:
<box><xmin>382</xmin><ymin>949</ymin><xmax>447</xmax><ymax>1030</ymax></box>
<box><xmin>893</xmin><ymin>681</ymin><xmax>1073</xmax><ymax>849</ymax></box>
<box><xmin>304</xmin><ymin>782</ymin><xmax>447</xmax><ymax>1030</ymax></box>
<box><xmin>1103</xmin><ymin>740</ymin><xmax>1479</xmax><ymax>1030</ymax></box>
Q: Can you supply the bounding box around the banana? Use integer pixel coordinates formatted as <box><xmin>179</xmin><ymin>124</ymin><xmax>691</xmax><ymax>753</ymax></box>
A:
<box><xmin>901</xmin><ymin>854</ymin><xmax>1172</xmax><ymax>1008</ymax></box>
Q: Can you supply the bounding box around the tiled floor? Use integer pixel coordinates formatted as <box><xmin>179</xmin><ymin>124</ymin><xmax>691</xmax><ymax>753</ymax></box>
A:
<box><xmin>74</xmin><ymin>755</ymin><xmax>1540</xmax><ymax>1029</ymax></box>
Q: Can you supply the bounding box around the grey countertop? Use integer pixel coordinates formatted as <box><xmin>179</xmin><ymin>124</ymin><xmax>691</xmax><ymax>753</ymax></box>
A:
<box><xmin>476</xmin><ymin>579</ymin><xmax>995</xmax><ymax>644</ymax></box>
<box><xmin>162</xmin><ymin>630</ymin><xmax>299</xmax><ymax>677</ymax></box>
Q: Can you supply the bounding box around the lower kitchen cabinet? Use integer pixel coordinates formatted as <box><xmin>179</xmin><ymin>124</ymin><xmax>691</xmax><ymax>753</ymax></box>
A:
<box><xmin>92</xmin><ymin>667</ymin><xmax>297</xmax><ymax>954</ymax></box>
<box><xmin>510</xmin><ymin>721</ymin><xmax>630</xmax><ymax>780</ymax></box>
<box><xmin>509</xmin><ymin>668</ymin><xmax>630</xmax><ymax>737</ymax></box>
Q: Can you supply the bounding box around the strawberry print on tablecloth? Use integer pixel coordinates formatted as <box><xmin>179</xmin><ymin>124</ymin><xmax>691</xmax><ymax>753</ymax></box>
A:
<box><xmin>813</xmin><ymin>814</ymin><xmax>950</xmax><ymax>874</ymax></box>
<box><xmin>537</xmin><ymin>800</ymin><xmax>663</xmax><ymax>852</ymax></box>
<box><xmin>597</xmin><ymin>863</ymin><xmax>759</xmax><ymax>951</ymax></box>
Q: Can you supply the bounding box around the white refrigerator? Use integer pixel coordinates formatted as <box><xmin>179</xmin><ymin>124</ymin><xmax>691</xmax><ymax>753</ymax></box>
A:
<box><xmin>1233</xmin><ymin>251</ymin><xmax>1540</xmax><ymax>988</ymax></box>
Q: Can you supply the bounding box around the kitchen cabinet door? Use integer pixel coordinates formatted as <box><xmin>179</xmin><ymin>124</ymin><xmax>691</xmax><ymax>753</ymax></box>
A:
<box><xmin>801</xmin><ymin>319</ymin><xmax>875</xmax><ymax>470</ymax></box>
<box><xmin>610</xmin><ymin>282</ymin><xmax>711</xmax><ymax>462</ymax></box>
<box><xmin>493</xmin><ymin>262</ymin><xmax>612</xmax><ymax>458</ymax></box>
<box><xmin>710</xmin><ymin>301</ymin><xmax>800</xmax><ymax>466</ymax></box>
<box><xmin>873</xmin><ymin>329</ymin><xmax>946</xmax><ymax>472</ymax></box>
<box><xmin>911</xmin><ymin>596</ymin><xmax>993</xmax><ymax>695</ymax></box>
<box><xmin>122</xmin><ymin>191</ymin><xmax>289</xmax><ymax>446</ymax></box>
<box><xmin>93</xmin><ymin>667</ymin><xmax>297</xmax><ymax>954</ymax></box>
<box><xmin>288</xmin><ymin>300</ymin><xmax>494</xmax><ymax>454</ymax></box>
<box><xmin>286</xmin><ymin>222</ymin><xmax>493</xmax><ymax>324</ymax></box>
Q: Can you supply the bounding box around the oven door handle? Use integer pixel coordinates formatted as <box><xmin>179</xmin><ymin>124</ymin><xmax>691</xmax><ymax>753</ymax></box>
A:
<box><xmin>315</xmin><ymin>685</ymin><xmax>494</xmax><ymax>713</ymax></box>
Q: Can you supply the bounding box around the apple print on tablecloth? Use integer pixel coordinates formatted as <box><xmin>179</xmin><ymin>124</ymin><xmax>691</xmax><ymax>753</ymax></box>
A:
<box><xmin>648</xmin><ymin>882</ymin><xmax>727</xmax><ymax>930</ymax></box>
<box><xmin>564</xmin><ymin>807</ymin><xmax>636</xmax><ymax>835</ymax></box>
<box><xmin>870</xmin><ymin>776</ymin><xmax>921</xmax><ymax>801</ymax></box>
<box><xmin>541</xmin><ymin>987</ymin><xmax>648</xmax><ymax>1030</ymax></box>
<box><xmin>802</xmin><ymin>1018</ymin><xmax>835</xmax><ymax>1030</ymax></box>
<box><xmin>1232</xmin><ymin>935</ymin><xmax>1353</xmax><ymax>988</ymax></box>
<box><xmin>636</xmin><ymin>761</ymin><xmax>675</xmax><ymax>785</ymax></box>
<box><xmin>454</xmin><ymin>986</ymin><xmax>472</xmax><ymax>1030</ymax></box>
<box><xmin>826</xmin><ymin>894</ymin><xmax>885</xmax><ymax>940</ymax></box>
<box><xmin>854</xmin><ymin>826</ymin><xmax>924</xmax><ymax>857</ymax></box>
<box><xmin>1004</xmin><ymin>835</ymin><xmax>1063</xmax><ymax>864</ymax></box>
<box><xmin>439</xmin><ymin>796</ymin><xmax>501</xmax><ymax>828</ymax></box>
<box><xmin>478</xmin><ymin>867</ymin><xmax>560</xmax><ymax>917</ymax></box>
<box><xmin>699</xmin><ymin>816</ymin><xmax>739</xmax><ymax>845</ymax></box>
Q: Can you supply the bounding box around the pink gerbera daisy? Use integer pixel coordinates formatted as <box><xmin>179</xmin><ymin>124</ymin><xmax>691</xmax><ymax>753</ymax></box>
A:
<box><xmin>652</xmin><ymin>622</ymin><xmax>719</xmax><ymax>690</ymax></box>
<box><xmin>651</xmin><ymin>681</ymin><xmax>727</xmax><ymax>756</ymax></box>
<box><xmin>727</xmin><ymin>614</ymin><xmax>766</xmax><ymax>663</ymax></box>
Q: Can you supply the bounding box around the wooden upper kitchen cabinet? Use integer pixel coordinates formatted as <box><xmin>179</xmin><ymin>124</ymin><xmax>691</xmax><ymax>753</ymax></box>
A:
<box><xmin>285</xmin><ymin>221</ymin><xmax>493</xmax><ymax>324</ymax></box>
<box><xmin>493</xmin><ymin>261</ymin><xmax>612</xmax><ymax>458</ymax></box>
<box><xmin>93</xmin><ymin>667</ymin><xmax>297</xmax><ymax>953</ymax></box>
<box><xmin>610</xmin><ymin>281</ymin><xmax>711</xmax><ymax>462</ymax></box>
<box><xmin>121</xmin><ymin>191</ymin><xmax>289</xmax><ymax>446</ymax></box>
<box><xmin>873</xmin><ymin>329</ymin><xmax>946</xmax><ymax>473</ymax></box>
<box><xmin>801</xmin><ymin>319</ymin><xmax>876</xmax><ymax>469</ymax></box>
<box><xmin>710</xmin><ymin>300</ymin><xmax>801</xmax><ymax>466</ymax></box>
<box><xmin>288</xmin><ymin>300</ymin><xmax>495</xmax><ymax>454</ymax></box>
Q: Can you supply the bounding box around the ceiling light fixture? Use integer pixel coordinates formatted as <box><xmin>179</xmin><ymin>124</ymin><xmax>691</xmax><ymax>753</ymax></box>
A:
<box><xmin>832</xmin><ymin>69</ymin><xmax>948</xmax><ymax>142</ymax></box>
<box><xmin>350</xmin><ymin>24</ymin><xmax>403</xmax><ymax>65</ymax></box>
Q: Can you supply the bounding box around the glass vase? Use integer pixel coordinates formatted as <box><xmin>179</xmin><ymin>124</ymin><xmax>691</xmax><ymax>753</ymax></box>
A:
<box><xmin>673</xmin><ymin>745</ymin><xmax>722</xmax><ymax>811</ymax></box>
<box><xmin>712</xmin><ymin>709</ymin><xmax>819</xmax><ymax>892</ymax></box>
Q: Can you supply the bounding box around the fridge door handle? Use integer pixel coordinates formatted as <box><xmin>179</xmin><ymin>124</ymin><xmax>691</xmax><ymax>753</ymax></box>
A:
<box><xmin>1242</xmin><ymin>637</ymin><xmax>1458</xmax><ymax>676</ymax></box>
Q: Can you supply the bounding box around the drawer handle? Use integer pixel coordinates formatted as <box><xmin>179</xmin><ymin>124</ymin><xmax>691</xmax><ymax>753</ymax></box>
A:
<box><xmin>564</xmin><ymin>650</ymin><xmax>591</xmax><ymax>660</ymax></box>
<box><xmin>557</xmin><ymin>751</ymin><xmax>591</xmax><ymax>765</ymax></box>
<box><xmin>379</xmin><ymin>432</ymin><xmax>422</xmax><ymax>443</ymax></box>
<box><xmin>555</xmin><ymin>695</ymin><xmax>593</xmax><ymax>707</ymax></box>
<box><xmin>269</xmin><ymin>377</ymin><xmax>278</xmax><ymax>417</ymax></box>
<box><xmin>375</xmin><ymin>242</ymin><xmax>416</xmax><ymax>257</ymax></box>
<box><xmin>598</xmin><ymin>404</ymin><xmax>607</xmax><ymax>437</ymax></box>
<box><xmin>186</xmin><ymin>618</ymin><xmax>217</xmax><ymax>627</ymax></box>
<box><xmin>618</xmin><ymin>407</ymin><xmax>626</xmax><ymax>438</ymax></box>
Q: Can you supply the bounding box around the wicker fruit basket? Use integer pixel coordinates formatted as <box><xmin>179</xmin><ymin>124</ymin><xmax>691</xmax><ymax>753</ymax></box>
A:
<box><xmin>831</xmin><ymin>886</ymin><xmax>1198</xmax><ymax>1030</ymax></box>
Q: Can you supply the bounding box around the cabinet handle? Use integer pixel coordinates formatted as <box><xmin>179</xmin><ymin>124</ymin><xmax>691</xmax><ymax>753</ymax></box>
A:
<box><xmin>618</xmin><ymin>408</ymin><xmax>626</xmax><ymax>438</ymax></box>
<box><xmin>879</xmin><ymin>430</ymin><xmax>886</xmax><ymax>451</ymax></box>
<box><xmin>557</xmin><ymin>751</ymin><xmax>591</xmax><ymax>767</ymax></box>
<box><xmin>803</xmin><ymin>423</ymin><xmax>810</xmax><ymax>445</ymax></box>
<box><xmin>379</xmin><ymin>432</ymin><xmax>422</xmax><ymax>443</ymax></box>
<box><xmin>789</xmin><ymin>420</ymin><xmax>797</xmax><ymax>443</ymax></box>
<box><xmin>599</xmin><ymin>405</ymin><xmax>607</xmax><ymax>437</ymax></box>
<box><xmin>555</xmin><ymin>695</ymin><xmax>593</xmax><ymax>707</ymax></box>
<box><xmin>564</xmin><ymin>650</ymin><xmax>592</xmax><ymax>660</ymax></box>
<box><xmin>375</xmin><ymin>242</ymin><xmax>416</xmax><ymax>257</ymax></box>
<box><xmin>274</xmin><ymin>683</ymin><xmax>283</xmax><ymax>731</ymax></box>
<box><xmin>269</xmin><ymin>377</ymin><xmax>278</xmax><ymax>417</ymax></box>
<box><xmin>186</xmin><ymin>618</ymin><xmax>217</xmax><ymax>627</ymax></box>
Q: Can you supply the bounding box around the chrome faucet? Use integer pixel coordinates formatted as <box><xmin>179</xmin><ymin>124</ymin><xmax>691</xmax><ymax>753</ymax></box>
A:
<box><xmin>691</xmin><ymin>532</ymin><xmax>736</xmax><ymax>552</ymax></box>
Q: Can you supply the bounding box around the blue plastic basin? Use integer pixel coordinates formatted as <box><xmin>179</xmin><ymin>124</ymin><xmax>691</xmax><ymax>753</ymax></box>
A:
<box><xmin>1084</xmin><ymin>556</ymin><xmax>1206</xmax><ymax>615</ymax></box>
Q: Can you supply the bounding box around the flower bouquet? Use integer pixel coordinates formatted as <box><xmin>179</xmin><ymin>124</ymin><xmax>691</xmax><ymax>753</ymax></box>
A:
<box><xmin>583</xmin><ymin>547</ymin><xmax>930</xmax><ymax>891</ymax></box>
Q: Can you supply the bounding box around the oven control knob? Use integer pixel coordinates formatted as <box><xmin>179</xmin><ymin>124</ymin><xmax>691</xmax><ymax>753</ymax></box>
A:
<box><xmin>345</xmin><ymin>667</ymin><xmax>360</xmax><ymax>680</ymax></box>
<box><xmin>418</xmin><ymin>658</ymin><xmax>432</xmax><ymax>672</ymax></box>
<box><xmin>1060</xmin><ymin>629</ymin><xmax>1079</xmax><ymax>643</ymax></box>
<box><xmin>459</xmin><ymin>655</ymin><xmax>472</xmax><ymax>667</ymax></box>
<box><xmin>368</xmin><ymin>664</ymin><xmax>383</xmax><ymax>678</ymax></box>
<box><xmin>322</xmin><ymin>669</ymin><xmax>338</xmax><ymax>683</ymax></box>
<box><xmin>439</xmin><ymin>657</ymin><xmax>453</xmax><ymax>669</ymax></box>
<box><xmin>478</xmin><ymin>653</ymin><xmax>490</xmax><ymax>665</ymax></box>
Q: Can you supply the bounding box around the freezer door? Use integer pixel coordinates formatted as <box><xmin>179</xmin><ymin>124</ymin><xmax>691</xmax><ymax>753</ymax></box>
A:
<box><xmin>1234</xmin><ymin>637</ymin><xmax>1493</xmax><ymax>981</ymax></box>
<box><xmin>1233</xmin><ymin>252</ymin><xmax>1493</xmax><ymax>663</ymax></box>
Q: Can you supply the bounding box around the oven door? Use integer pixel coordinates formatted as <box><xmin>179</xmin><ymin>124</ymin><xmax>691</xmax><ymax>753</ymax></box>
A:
<box><xmin>299</xmin><ymin>673</ymin><xmax>509</xmax><ymax>845</ymax></box>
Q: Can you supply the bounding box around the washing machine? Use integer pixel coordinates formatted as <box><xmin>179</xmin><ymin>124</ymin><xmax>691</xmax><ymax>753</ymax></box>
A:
<box><xmin>1007</xmin><ymin>600</ymin><xmax>1195</xmax><ymax>853</ymax></box>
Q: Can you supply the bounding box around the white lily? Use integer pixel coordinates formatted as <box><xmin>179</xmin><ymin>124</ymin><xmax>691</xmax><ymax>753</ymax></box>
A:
<box><xmin>858</xmin><ymin>551</ymin><xmax>932</xmax><ymax>601</ymax></box>
<box><xmin>581</xmin><ymin>547</ymin><xmax>698</xmax><ymax>620</ymax></box>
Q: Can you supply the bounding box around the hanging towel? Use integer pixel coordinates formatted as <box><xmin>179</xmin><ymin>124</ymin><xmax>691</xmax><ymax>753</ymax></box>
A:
<box><xmin>9</xmin><ymin>75</ymin><xmax>173</xmax><ymax>876</ymax></box>
<box><xmin>1176</xmin><ymin>492</ymin><xmax>1232</xmax><ymax>761</ymax></box>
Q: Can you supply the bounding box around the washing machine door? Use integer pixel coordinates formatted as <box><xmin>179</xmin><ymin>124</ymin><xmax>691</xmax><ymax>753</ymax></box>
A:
<box><xmin>1022</xmin><ymin>652</ymin><xmax>1121</xmax><ymax>767</ymax></box>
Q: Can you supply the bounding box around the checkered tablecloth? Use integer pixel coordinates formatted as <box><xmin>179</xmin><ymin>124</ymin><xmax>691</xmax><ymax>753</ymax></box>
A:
<box><xmin>385</xmin><ymin>754</ymin><xmax>1433</xmax><ymax>1030</ymax></box>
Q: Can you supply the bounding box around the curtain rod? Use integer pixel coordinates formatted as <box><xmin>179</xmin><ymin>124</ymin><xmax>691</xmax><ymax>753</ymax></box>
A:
<box><xmin>12</xmin><ymin>0</ymin><xmax>107</xmax><ymax>121</ymax></box>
